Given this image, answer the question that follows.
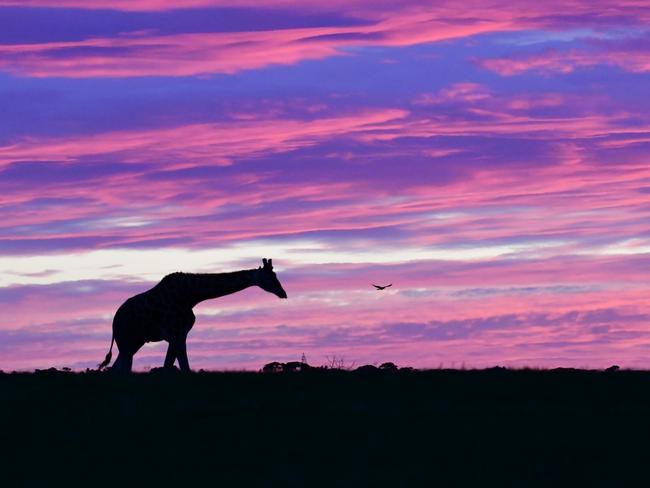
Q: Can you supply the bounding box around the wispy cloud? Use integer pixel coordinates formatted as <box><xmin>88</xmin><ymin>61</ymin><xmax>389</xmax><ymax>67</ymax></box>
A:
<box><xmin>0</xmin><ymin>109</ymin><xmax>407</xmax><ymax>166</ymax></box>
<box><xmin>0</xmin><ymin>13</ymin><xmax>514</xmax><ymax>78</ymax></box>
<box><xmin>4</xmin><ymin>1</ymin><xmax>650</xmax><ymax>79</ymax></box>
<box><xmin>478</xmin><ymin>32</ymin><xmax>650</xmax><ymax>75</ymax></box>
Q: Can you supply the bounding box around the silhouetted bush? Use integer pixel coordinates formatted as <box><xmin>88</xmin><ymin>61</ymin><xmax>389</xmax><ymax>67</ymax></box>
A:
<box><xmin>355</xmin><ymin>364</ymin><xmax>378</xmax><ymax>373</ymax></box>
<box><xmin>283</xmin><ymin>361</ymin><xmax>311</xmax><ymax>372</ymax></box>
<box><xmin>262</xmin><ymin>361</ymin><xmax>284</xmax><ymax>373</ymax></box>
<box><xmin>34</xmin><ymin>367</ymin><xmax>67</xmax><ymax>375</ymax></box>
<box><xmin>379</xmin><ymin>362</ymin><xmax>398</xmax><ymax>372</ymax></box>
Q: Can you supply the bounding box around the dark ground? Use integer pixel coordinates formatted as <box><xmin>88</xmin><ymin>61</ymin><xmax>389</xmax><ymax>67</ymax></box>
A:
<box><xmin>2</xmin><ymin>368</ymin><xmax>650</xmax><ymax>487</ymax></box>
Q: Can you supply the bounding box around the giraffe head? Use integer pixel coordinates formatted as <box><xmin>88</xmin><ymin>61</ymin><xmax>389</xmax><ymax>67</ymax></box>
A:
<box><xmin>257</xmin><ymin>258</ymin><xmax>287</xmax><ymax>299</ymax></box>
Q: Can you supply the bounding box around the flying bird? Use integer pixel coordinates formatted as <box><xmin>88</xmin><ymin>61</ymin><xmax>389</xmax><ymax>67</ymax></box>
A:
<box><xmin>372</xmin><ymin>284</ymin><xmax>392</xmax><ymax>290</ymax></box>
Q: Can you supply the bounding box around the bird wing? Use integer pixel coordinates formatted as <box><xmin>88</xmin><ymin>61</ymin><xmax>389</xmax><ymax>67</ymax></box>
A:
<box><xmin>372</xmin><ymin>284</ymin><xmax>382</xmax><ymax>289</ymax></box>
<box><xmin>386</xmin><ymin>284</ymin><xmax>392</xmax><ymax>288</ymax></box>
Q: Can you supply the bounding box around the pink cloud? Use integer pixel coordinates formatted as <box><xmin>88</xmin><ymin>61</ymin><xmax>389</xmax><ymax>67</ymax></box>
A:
<box><xmin>504</xmin><ymin>93</ymin><xmax>565</xmax><ymax>110</ymax></box>
<box><xmin>363</xmin><ymin>112</ymin><xmax>622</xmax><ymax>141</ymax></box>
<box><xmin>2</xmin><ymin>0</ymin><xmax>650</xmax><ymax>18</ymax></box>
<box><xmin>0</xmin><ymin>15</ymin><xmax>516</xmax><ymax>78</ymax></box>
<box><xmin>0</xmin><ymin>109</ymin><xmax>407</xmax><ymax>167</ymax></box>
<box><xmin>2</xmin><ymin>87</ymin><xmax>649</xmax><ymax>257</ymax></box>
<box><xmin>1</xmin><ymin>2</ymin><xmax>648</xmax><ymax>79</ymax></box>
<box><xmin>479</xmin><ymin>48</ymin><xmax>650</xmax><ymax>76</ymax></box>
<box><xmin>413</xmin><ymin>83</ymin><xmax>492</xmax><ymax>105</ymax></box>
<box><xmin>0</xmin><ymin>0</ymin><xmax>402</xmax><ymax>11</ymax></box>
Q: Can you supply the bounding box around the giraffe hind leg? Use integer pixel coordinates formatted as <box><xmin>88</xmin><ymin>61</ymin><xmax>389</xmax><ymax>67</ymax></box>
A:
<box><xmin>110</xmin><ymin>338</ymin><xmax>144</xmax><ymax>374</ymax></box>
<box><xmin>111</xmin><ymin>352</ymin><xmax>134</xmax><ymax>373</ymax></box>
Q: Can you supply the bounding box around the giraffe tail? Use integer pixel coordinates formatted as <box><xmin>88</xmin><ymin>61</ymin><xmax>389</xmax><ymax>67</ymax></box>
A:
<box><xmin>98</xmin><ymin>332</ymin><xmax>115</xmax><ymax>370</ymax></box>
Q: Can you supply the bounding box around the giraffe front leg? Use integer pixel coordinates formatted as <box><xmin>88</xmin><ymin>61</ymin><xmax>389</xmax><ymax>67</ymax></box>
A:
<box><xmin>175</xmin><ymin>337</ymin><xmax>191</xmax><ymax>372</ymax></box>
<box><xmin>164</xmin><ymin>340</ymin><xmax>177</xmax><ymax>369</ymax></box>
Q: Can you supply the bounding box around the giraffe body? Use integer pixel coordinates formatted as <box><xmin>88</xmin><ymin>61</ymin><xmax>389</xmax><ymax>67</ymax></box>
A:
<box><xmin>100</xmin><ymin>259</ymin><xmax>287</xmax><ymax>373</ymax></box>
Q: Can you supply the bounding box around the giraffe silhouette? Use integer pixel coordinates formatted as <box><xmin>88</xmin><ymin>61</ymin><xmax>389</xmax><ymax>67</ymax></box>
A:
<box><xmin>98</xmin><ymin>258</ymin><xmax>287</xmax><ymax>373</ymax></box>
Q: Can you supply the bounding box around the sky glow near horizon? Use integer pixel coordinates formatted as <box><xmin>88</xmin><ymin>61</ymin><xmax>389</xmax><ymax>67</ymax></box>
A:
<box><xmin>1</xmin><ymin>0</ymin><xmax>650</xmax><ymax>371</ymax></box>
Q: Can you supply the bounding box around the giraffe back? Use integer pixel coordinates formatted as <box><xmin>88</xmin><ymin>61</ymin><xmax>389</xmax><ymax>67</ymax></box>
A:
<box><xmin>114</xmin><ymin>274</ymin><xmax>196</xmax><ymax>344</ymax></box>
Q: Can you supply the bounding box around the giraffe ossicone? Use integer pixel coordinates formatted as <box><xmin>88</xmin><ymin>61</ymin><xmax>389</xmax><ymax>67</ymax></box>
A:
<box><xmin>98</xmin><ymin>258</ymin><xmax>287</xmax><ymax>373</ymax></box>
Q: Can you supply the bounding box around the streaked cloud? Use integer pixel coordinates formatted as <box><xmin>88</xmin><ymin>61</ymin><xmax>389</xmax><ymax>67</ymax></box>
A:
<box><xmin>478</xmin><ymin>45</ymin><xmax>650</xmax><ymax>76</ymax></box>
<box><xmin>2</xmin><ymin>2</ymin><xmax>649</xmax><ymax>78</ymax></box>
<box><xmin>0</xmin><ymin>109</ymin><xmax>407</xmax><ymax>166</ymax></box>
<box><xmin>0</xmin><ymin>13</ymin><xmax>513</xmax><ymax>78</ymax></box>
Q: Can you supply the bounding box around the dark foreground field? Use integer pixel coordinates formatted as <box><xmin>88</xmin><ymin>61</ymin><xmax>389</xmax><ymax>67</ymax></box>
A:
<box><xmin>2</xmin><ymin>368</ymin><xmax>650</xmax><ymax>487</ymax></box>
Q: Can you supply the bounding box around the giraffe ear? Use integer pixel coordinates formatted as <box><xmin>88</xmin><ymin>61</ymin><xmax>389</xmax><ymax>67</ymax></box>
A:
<box><xmin>262</xmin><ymin>258</ymin><xmax>268</xmax><ymax>267</ymax></box>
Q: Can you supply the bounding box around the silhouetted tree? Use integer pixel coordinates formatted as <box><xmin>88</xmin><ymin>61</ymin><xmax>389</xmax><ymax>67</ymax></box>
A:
<box><xmin>355</xmin><ymin>365</ymin><xmax>378</xmax><ymax>373</ymax></box>
<box><xmin>262</xmin><ymin>362</ymin><xmax>284</xmax><ymax>373</ymax></box>
<box><xmin>283</xmin><ymin>361</ymin><xmax>311</xmax><ymax>372</ymax></box>
<box><xmin>379</xmin><ymin>362</ymin><xmax>398</xmax><ymax>372</ymax></box>
<box><xmin>325</xmin><ymin>355</ymin><xmax>355</xmax><ymax>370</ymax></box>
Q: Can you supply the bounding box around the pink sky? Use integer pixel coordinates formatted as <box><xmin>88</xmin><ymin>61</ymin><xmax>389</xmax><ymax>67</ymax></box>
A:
<box><xmin>0</xmin><ymin>0</ymin><xmax>649</xmax><ymax>370</ymax></box>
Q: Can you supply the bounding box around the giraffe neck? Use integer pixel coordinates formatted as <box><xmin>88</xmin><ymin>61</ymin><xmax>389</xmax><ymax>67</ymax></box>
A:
<box><xmin>182</xmin><ymin>269</ymin><xmax>259</xmax><ymax>306</ymax></box>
